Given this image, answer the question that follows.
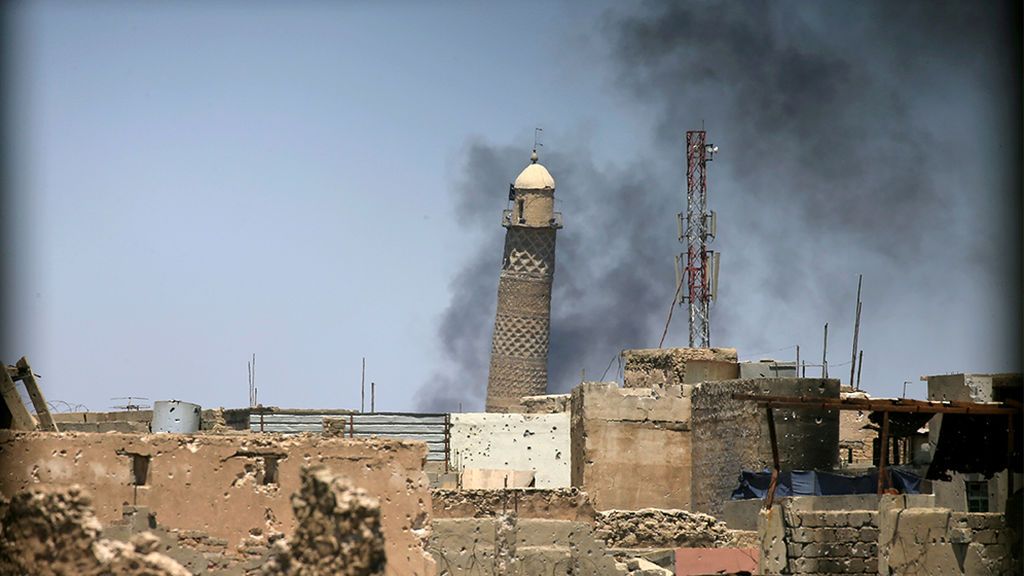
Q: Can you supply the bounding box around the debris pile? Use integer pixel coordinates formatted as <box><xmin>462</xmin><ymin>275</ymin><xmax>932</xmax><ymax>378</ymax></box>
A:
<box><xmin>262</xmin><ymin>465</ymin><xmax>386</xmax><ymax>576</ymax></box>
<box><xmin>0</xmin><ymin>486</ymin><xmax>190</xmax><ymax>576</ymax></box>
<box><xmin>596</xmin><ymin>508</ymin><xmax>732</xmax><ymax>549</ymax></box>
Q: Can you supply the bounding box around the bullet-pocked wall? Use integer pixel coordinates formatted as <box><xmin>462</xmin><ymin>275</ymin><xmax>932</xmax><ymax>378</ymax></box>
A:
<box><xmin>0</xmin><ymin>431</ymin><xmax>436</xmax><ymax>576</ymax></box>
<box><xmin>690</xmin><ymin>378</ymin><xmax>840</xmax><ymax>517</ymax></box>
<box><xmin>449</xmin><ymin>412</ymin><xmax>570</xmax><ymax>488</ymax></box>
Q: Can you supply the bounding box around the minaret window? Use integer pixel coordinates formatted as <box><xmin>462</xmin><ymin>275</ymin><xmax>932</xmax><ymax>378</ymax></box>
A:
<box><xmin>517</xmin><ymin>199</ymin><xmax>525</xmax><ymax>224</ymax></box>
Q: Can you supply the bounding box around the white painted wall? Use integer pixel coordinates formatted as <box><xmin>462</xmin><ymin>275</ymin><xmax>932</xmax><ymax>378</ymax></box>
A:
<box><xmin>449</xmin><ymin>412</ymin><xmax>570</xmax><ymax>488</ymax></box>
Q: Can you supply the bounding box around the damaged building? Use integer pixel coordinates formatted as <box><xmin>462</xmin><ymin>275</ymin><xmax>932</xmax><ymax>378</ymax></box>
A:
<box><xmin>1</xmin><ymin>153</ymin><xmax>1020</xmax><ymax>576</ymax></box>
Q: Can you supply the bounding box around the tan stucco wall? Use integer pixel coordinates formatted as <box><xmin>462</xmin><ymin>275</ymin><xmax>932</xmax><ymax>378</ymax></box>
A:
<box><xmin>570</xmin><ymin>382</ymin><xmax>693</xmax><ymax>511</ymax></box>
<box><xmin>0</xmin><ymin>431</ymin><xmax>436</xmax><ymax>576</ymax></box>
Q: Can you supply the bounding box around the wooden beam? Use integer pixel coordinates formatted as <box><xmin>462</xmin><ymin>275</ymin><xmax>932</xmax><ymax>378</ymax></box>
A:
<box><xmin>730</xmin><ymin>393</ymin><xmax>1021</xmax><ymax>416</ymax></box>
<box><xmin>1</xmin><ymin>367</ymin><xmax>37</xmax><ymax>431</ymax></box>
<box><xmin>16</xmin><ymin>357</ymin><xmax>58</xmax><ymax>432</ymax></box>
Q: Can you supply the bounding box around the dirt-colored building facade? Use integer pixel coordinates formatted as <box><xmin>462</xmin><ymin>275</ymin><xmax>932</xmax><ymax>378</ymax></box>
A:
<box><xmin>0</xmin><ymin>431</ymin><xmax>436</xmax><ymax>576</ymax></box>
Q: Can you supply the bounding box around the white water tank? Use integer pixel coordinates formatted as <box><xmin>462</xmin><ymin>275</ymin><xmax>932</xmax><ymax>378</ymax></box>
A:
<box><xmin>152</xmin><ymin>400</ymin><xmax>201</xmax><ymax>433</ymax></box>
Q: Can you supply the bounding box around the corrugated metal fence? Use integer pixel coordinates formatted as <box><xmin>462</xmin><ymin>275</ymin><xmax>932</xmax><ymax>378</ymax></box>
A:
<box><xmin>249</xmin><ymin>411</ymin><xmax>450</xmax><ymax>462</ymax></box>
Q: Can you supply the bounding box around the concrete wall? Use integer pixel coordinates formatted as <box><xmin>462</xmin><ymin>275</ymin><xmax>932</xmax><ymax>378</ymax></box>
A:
<box><xmin>570</xmin><ymin>382</ymin><xmax>693</xmax><ymax>511</ymax></box>
<box><xmin>738</xmin><ymin>361</ymin><xmax>797</xmax><ymax>379</ymax></box>
<box><xmin>0</xmin><ymin>431</ymin><xmax>436</xmax><ymax>576</ymax></box>
<box><xmin>759</xmin><ymin>495</ymin><xmax>886</xmax><ymax>575</ymax></box>
<box><xmin>877</xmin><ymin>495</ymin><xmax>1021</xmax><ymax>575</ymax></box>
<box><xmin>450</xmin><ymin>412</ymin><xmax>570</xmax><ymax>488</ymax></box>
<box><xmin>621</xmin><ymin>348</ymin><xmax>738</xmax><ymax>388</ymax></box>
<box><xmin>690</xmin><ymin>378</ymin><xmax>839</xmax><ymax>518</ymax></box>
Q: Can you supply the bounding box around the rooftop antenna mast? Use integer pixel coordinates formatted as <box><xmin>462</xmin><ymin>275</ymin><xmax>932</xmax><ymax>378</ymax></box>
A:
<box><xmin>533</xmin><ymin>127</ymin><xmax>544</xmax><ymax>152</ymax></box>
<box><xmin>676</xmin><ymin>130</ymin><xmax>719</xmax><ymax>348</ymax></box>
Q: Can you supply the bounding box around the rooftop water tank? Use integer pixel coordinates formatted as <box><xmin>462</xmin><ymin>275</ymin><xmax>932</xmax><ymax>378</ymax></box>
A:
<box><xmin>152</xmin><ymin>400</ymin><xmax>201</xmax><ymax>433</ymax></box>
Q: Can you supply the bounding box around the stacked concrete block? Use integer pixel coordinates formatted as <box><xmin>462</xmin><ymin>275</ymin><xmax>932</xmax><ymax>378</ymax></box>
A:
<box><xmin>877</xmin><ymin>495</ymin><xmax>1021</xmax><ymax>575</ymax></box>
<box><xmin>759</xmin><ymin>498</ymin><xmax>880</xmax><ymax>575</ymax></box>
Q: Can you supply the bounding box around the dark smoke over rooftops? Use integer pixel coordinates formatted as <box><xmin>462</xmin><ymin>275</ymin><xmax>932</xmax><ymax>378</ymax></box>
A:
<box><xmin>416</xmin><ymin>1</ymin><xmax>1021</xmax><ymax>411</ymax></box>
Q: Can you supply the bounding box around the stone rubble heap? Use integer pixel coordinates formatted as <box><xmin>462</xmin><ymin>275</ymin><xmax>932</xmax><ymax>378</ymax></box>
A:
<box><xmin>262</xmin><ymin>465</ymin><xmax>386</xmax><ymax>576</ymax></box>
<box><xmin>595</xmin><ymin>508</ymin><xmax>733</xmax><ymax>549</ymax></box>
<box><xmin>0</xmin><ymin>486</ymin><xmax>190</xmax><ymax>576</ymax></box>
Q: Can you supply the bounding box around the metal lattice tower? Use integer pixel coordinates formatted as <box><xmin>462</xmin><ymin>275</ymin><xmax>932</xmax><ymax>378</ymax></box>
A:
<box><xmin>676</xmin><ymin>131</ymin><xmax>718</xmax><ymax>348</ymax></box>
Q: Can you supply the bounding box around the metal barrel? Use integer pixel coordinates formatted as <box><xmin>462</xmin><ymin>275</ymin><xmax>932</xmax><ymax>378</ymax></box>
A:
<box><xmin>151</xmin><ymin>400</ymin><xmax>201</xmax><ymax>433</ymax></box>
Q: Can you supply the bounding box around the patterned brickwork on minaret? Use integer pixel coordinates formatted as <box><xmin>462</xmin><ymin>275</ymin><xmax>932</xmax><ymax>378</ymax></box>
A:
<box><xmin>485</xmin><ymin>151</ymin><xmax>561</xmax><ymax>412</ymax></box>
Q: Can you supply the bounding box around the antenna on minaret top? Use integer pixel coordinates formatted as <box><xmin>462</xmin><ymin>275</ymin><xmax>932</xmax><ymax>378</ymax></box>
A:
<box><xmin>534</xmin><ymin>127</ymin><xmax>544</xmax><ymax>151</ymax></box>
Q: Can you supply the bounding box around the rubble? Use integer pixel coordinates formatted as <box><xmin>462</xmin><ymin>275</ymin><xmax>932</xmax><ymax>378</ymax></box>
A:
<box><xmin>596</xmin><ymin>509</ymin><xmax>733</xmax><ymax>549</ymax></box>
<box><xmin>0</xmin><ymin>486</ymin><xmax>190</xmax><ymax>576</ymax></box>
<box><xmin>262</xmin><ymin>466</ymin><xmax>386</xmax><ymax>576</ymax></box>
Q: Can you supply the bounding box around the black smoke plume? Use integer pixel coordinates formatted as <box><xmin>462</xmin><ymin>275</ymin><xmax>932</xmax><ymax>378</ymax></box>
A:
<box><xmin>417</xmin><ymin>1</ymin><xmax>1021</xmax><ymax>411</ymax></box>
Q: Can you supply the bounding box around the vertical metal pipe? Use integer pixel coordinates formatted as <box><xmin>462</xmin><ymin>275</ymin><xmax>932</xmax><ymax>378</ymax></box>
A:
<box><xmin>371</xmin><ymin>382</ymin><xmax>376</xmax><ymax>413</ymax></box>
<box><xmin>795</xmin><ymin>345</ymin><xmax>800</xmax><ymax>378</ymax></box>
<box><xmin>856</xmin><ymin>350</ymin><xmax>864</xmax><ymax>390</ymax></box>
<box><xmin>822</xmin><ymin>323</ymin><xmax>829</xmax><ymax>378</ymax></box>
<box><xmin>849</xmin><ymin>275</ymin><xmax>862</xmax><ymax>388</ymax></box>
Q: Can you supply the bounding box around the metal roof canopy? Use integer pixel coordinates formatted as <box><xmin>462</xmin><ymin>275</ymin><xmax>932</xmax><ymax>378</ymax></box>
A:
<box><xmin>730</xmin><ymin>393</ymin><xmax>1022</xmax><ymax>509</ymax></box>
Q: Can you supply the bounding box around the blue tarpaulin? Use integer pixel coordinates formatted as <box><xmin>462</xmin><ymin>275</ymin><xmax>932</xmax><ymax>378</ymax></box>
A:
<box><xmin>731</xmin><ymin>468</ymin><xmax>922</xmax><ymax>500</ymax></box>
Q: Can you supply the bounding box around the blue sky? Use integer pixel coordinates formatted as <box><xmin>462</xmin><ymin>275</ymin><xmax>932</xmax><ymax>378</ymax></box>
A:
<box><xmin>7</xmin><ymin>2</ymin><xmax>643</xmax><ymax>411</ymax></box>
<box><xmin>4</xmin><ymin>2</ymin><xmax>1019</xmax><ymax>413</ymax></box>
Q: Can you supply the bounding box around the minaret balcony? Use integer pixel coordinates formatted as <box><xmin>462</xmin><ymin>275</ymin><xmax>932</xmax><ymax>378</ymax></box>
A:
<box><xmin>502</xmin><ymin>210</ymin><xmax>563</xmax><ymax>229</ymax></box>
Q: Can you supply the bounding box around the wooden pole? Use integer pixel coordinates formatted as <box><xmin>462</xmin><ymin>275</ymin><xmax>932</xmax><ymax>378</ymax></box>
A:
<box><xmin>765</xmin><ymin>406</ymin><xmax>781</xmax><ymax>510</ymax></box>
<box><xmin>877</xmin><ymin>411</ymin><xmax>890</xmax><ymax>494</ymax></box>
<box><xmin>361</xmin><ymin>357</ymin><xmax>365</xmax><ymax>413</ymax></box>
<box><xmin>17</xmin><ymin>358</ymin><xmax>57</xmax><ymax>432</ymax></box>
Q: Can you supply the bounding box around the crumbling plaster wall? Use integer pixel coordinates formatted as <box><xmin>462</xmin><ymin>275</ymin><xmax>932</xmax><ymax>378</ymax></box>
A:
<box><xmin>0</xmin><ymin>431</ymin><xmax>436</xmax><ymax>576</ymax></box>
<box><xmin>429</xmin><ymin>489</ymin><xmax>629</xmax><ymax>575</ymax></box>
<box><xmin>570</xmin><ymin>382</ymin><xmax>693</xmax><ymax>511</ymax></box>
<box><xmin>690</xmin><ymin>378</ymin><xmax>839</xmax><ymax>517</ymax></box>
<box><xmin>450</xmin><ymin>413</ymin><xmax>569</xmax><ymax>488</ymax></box>
<box><xmin>621</xmin><ymin>347</ymin><xmax>738</xmax><ymax>388</ymax></box>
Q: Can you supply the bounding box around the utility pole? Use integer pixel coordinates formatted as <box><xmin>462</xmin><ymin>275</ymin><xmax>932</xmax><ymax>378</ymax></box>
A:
<box><xmin>370</xmin><ymin>382</ymin><xmax>376</xmax><ymax>413</ymax></box>
<box><xmin>677</xmin><ymin>130</ymin><xmax>719</xmax><ymax>348</ymax></box>
<box><xmin>361</xmin><ymin>357</ymin><xmax>366</xmax><ymax>413</ymax></box>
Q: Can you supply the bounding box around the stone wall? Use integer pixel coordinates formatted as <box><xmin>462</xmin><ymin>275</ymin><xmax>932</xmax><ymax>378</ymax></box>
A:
<box><xmin>877</xmin><ymin>495</ymin><xmax>1021</xmax><ymax>575</ymax></box>
<box><xmin>449</xmin><ymin>412</ymin><xmax>570</xmax><ymax>488</ymax></box>
<box><xmin>690</xmin><ymin>378</ymin><xmax>839</xmax><ymax>517</ymax></box>
<box><xmin>570</xmin><ymin>382</ymin><xmax>693</xmax><ymax>511</ymax></box>
<box><xmin>758</xmin><ymin>494</ymin><xmax>1020</xmax><ymax>575</ymax></box>
<box><xmin>759</xmin><ymin>497</ymin><xmax>880</xmax><ymax>575</ymax></box>
<box><xmin>431</xmin><ymin>488</ymin><xmax>594</xmax><ymax>522</ymax></box>
<box><xmin>621</xmin><ymin>348</ymin><xmax>738</xmax><ymax>388</ymax></box>
<box><xmin>838</xmin><ymin>390</ymin><xmax>875</xmax><ymax>467</ymax></box>
<box><xmin>0</xmin><ymin>431</ymin><xmax>435</xmax><ymax>576</ymax></box>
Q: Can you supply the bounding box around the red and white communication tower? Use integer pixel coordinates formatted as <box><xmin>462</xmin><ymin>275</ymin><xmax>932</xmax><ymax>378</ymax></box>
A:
<box><xmin>676</xmin><ymin>130</ymin><xmax>719</xmax><ymax>348</ymax></box>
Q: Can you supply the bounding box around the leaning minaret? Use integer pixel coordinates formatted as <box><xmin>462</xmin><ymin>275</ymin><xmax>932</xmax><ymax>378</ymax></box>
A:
<box><xmin>485</xmin><ymin>150</ymin><xmax>562</xmax><ymax>412</ymax></box>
